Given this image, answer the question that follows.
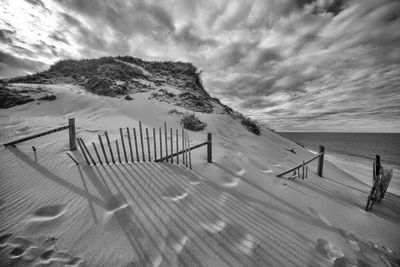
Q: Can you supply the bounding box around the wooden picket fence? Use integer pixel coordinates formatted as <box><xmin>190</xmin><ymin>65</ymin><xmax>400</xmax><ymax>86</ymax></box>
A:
<box><xmin>76</xmin><ymin>121</ymin><xmax>212</xmax><ymax>170</ymax></box>
<box><xmin>276</xmin><ymin>145</ymin><xmax>325</xmax><ymax>179</ymax></box>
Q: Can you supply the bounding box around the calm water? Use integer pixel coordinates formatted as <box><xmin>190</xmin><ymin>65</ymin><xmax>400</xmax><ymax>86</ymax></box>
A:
<box><xmin>278</xmin><ymin>132</ymin><xmax>400</xmax><ymax>169</ymax></box>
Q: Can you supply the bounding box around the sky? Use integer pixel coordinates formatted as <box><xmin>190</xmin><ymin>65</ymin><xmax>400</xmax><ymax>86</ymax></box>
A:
<box><xmin>1</xmin><ymin>0</ymin><xmax>400</xmax><ymax>132</ymax></box>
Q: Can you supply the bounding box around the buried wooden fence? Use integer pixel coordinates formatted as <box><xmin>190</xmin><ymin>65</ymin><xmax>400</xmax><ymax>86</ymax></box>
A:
<box><xmin>3</xmin><ymin>118</ymin><xmax>77</xmax><ymax>151</ymax></box>
<box><xmin>276</xmin><ymin>145</ymin><xmax>325</xmax><ymax>178</ymax></box>
<box><xmin>77</xmin><ymin>121</ymin><xmax>212</xmax><ymax>170</ymax></box>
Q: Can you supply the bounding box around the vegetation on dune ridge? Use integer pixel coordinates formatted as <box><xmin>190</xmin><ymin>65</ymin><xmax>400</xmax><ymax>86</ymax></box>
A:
<box><xmin>5</xmin><ymin>56</ymin><xmax>209</xmax><ymax>98</ymax></box>
<box><xmin>2</xmin><ymin>56</ymin><xmax>265</xmax><ymax>134</ymax></box>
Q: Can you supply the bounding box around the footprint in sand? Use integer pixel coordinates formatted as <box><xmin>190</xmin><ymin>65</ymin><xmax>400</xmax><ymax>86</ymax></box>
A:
<box><xmin>31</xmin><ymin>205</ymin><xmax>66</xmax><ymax>221</ymax></box>
<box><xmin>10</xmin><ymin>247</ymin><xmax>25</xmax><ymax>258</ymax></box>
<box><xmin>315</xmin><ymin>238</ymin><xmax>344</xmax><ymax>261</ymax></box>
<box><xmin>219</xmin><ymin>224</ymin><xmax>257</xmax><ymax>255</ymax></box>
<box><xmin>0</xmin><ymin>233</ymin><xmax>13</xmax><ymax>246</ymax></box>
<box><xmin>222</xmin><ymin>177</ymin><xmax>240</xmax><ymax>188</ymax></box>
<box><xmin>236</xmin><ymin>169</ymin><xmax>246</xmax><ymax>176</ymax></box>
<box><xmin>163</xmin><ymin>185</ymin><xmax>189</xmax><ymax>202</ymax></box>
<box><xmin>261</xmin><ymin>169</ymin><xmax>274</xmax><ymax>173</ymax></box>
<box><xmin>40</xmin><ymin>249</ymin><xmax>55</xmax><ymax>260</ymax></box>
<box><xmin>308</xmin><ymin>207</ymin><xmax>332</xmax><ymax>227</ymax></box>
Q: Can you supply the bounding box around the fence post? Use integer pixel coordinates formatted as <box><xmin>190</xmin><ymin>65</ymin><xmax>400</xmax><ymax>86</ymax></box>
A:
<box><xmin>317</xmin><ymin>145</ymin><xmax>325</xmax><ymax>177</ymax></box>
<box><xmin>69</xmin><ymin>118</ymin><xmax>76</xmax><ymax>151</ymax></box>
<box><xmin>207</xmin><ymin>133</ymin><xmax>212</xmax><ymax>163</ymax></box>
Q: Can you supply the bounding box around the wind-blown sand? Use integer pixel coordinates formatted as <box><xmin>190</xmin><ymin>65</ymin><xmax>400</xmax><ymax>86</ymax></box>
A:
<box><xmin>1</xmin><ymin>84</ymin><xmax>399</xmax><ymax>266</ymax></box>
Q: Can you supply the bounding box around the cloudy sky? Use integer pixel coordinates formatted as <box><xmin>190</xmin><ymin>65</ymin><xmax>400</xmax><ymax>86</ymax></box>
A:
<box><xmin>1</xmin><ymin>0</ymin><xmax>400</xmax><ymax>132</ymax></box>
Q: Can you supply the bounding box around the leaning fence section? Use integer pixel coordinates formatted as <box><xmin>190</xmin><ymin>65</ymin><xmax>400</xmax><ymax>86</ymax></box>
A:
<box><xmin>77</xmin><ymin>121</ymin><xmax>212</xmax><ymax>170</ymax></box>
<box><xmin>3</xmin><ymin>118</ymin><xmax>77</xmax><ymax>151</ymax></box>
<box><xmin>276</xmin><ymin>145</ymin><xmax>325</xmax><ymax>179</ymax></box>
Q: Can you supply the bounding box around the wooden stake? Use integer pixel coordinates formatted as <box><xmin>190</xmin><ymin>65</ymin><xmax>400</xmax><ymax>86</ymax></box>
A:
<box><xmin>79</xmin><ymin>138</ymin><xmax>96</xmax><ymax>165</ymax></box>
<box><xmin>69</xmin><ymin>118</ymin><xmax>76</xmax><ymax>151</ymax></box>
<box><xmin>302</xmin><ymin>161</ymin><xmax>305</xmax><ymax>179</ymax></box>
<box><xmin>127</xmin><ymin>127</ymin><xmax>133</xmax><ymax>162</ymax></box>
<box><xmin>120</xmin><ymin>128</ymin><xmax>128</xmax><ymax>163</ymax></box>
<box><xmin>153</xmin><ymin>128</ymin><xmax>156</xmax><ymax>161</ymax></box>
<box><xmin>182</xmin><ymin>128</ymin><xmax>185</xmax><ymax>165</ymax></box>
<box><xmin>92</xmin><ymin>142</ymin><xmax>103</xmax><ymax>165</ymax></box>
<box><xmin>98</xmin><ymin>135</ymin><xmax>109</xmax><ymax>164</ymax></box>
<box><xmin>164</xmin><ymin>122</ymin><xmax>168</xmax><ymax>162</ymax></box>
<box><xmin>66</xmin><ymin>152</ymin><xmax>79</xmax><ymax>165</ymax></box>
<box><xmin>139</xmin><ymin>121</ymin><xmax>145</xmax><ymax>162</ymax></box>
<box><xmin>133</xmin><ymin>128</ymin><xmax>139</xmax><ymax>162</ymax></box>
<box><xmin>159</xmin><ymin>128</ymin><xmax>163</xmax><ymax>162</ymax></box>
<box><xmin>317</xmin><ymin>145</ymin><xmax>325</xmax><ymax>177</ymax></box>
<box><xmin>187</xmin><ymin>136</ymin><xmax>192</xmax><ymax>170</ymax></box>
<box><xmin>176</xmin><ymin>129</ymin><xmax>179</xmax><ymax>164</ymax></box>
<box><xmin>185</xmin><ymin>134</ymin><xmax>189</xmax><ymax>167</ymax></box>
<box><xmin>105</xmin><ymin>131</ymin><xmax>115</xmax><ymax>164</ymax></box>
<box><xmin>170</xmin><ymin>128</ymin><xmax>174</xmax><ymax>164</ymax></box>
<box><xmin>146</xmin><ymin>128</ymin><xmax>151</xmax><ymax>162</ymax></box>
<box><xmin>116</xmin><ymin>140</ymin><xmax>122</xmax><ymax>164</ymax></box>
<box><xmin>207</xmin><ymin>133</ymin><xmax>212</xmax><ymax>163</ymax></box>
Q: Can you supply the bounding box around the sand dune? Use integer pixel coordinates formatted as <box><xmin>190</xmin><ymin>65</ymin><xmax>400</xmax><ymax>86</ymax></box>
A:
<box><xmin>1</xmin><ymin>84</ymin><xmax>399</xmax><ymax>266</ymax></box>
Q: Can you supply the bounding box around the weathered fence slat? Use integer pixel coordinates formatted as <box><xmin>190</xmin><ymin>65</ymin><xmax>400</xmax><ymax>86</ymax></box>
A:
<box><xmin>139</xmin><ymin>122</ymin><xmax>145</xmax><ymax>162</ymax></box>
<box><xmin>69</xmin><ymin>118</ymin><xmax>76</xmax><ymax>151</ymax></box>
<box><xmin>182</xmin><ymin>128</ymin><xmax>185</xmax><ymax>165</ymax></box>
<box><xmin>159</xmin><ymin>128</ymin><xmax>163</xmax><ymax>162</ymax></box>
<box><xmin>127</xmin><ymin>128</ymin><xmax>133</xmax><ymax>162</ymax></box>
<box><xmin>116</xmin><ymin>140</ymin><xmax>122</xmax><ymax>164</ymax></box>
<box><xmin>154</xmin><ymin>141</ymin><xmax>208</xmax><ymax>162</ymax></box>
<box><xmin>153</xmin><ymin>128</ymin><xmax>157</xmax><ymax>161</ymax></box>
<box><xmin>4</xmin><ymin>125</ymin><xmax>69</xmax><ymax>147</ymax></box>
<box><xmin>276</xmin><ymin>151</ymin><xmax>324</xmax><ymax>177</ymax></box>
<box><xmin>77</xmin><ymin>139</ymin><xmax>89</xmax><ymax>165</ymax></box>
<box><xmin>184</xmin><ymin>132</ymin><xmax>188</xmax><ymax>167</ymax></box>
<box><xmin>79</xmin><ymin>138</ymin><xmax>96</xmax><ymax>165</ymax></box>
<box><xmin>317</xmin><ymin>145</ymin><xmax>325</xmax><ymax>177</ymax></box>
<box><xmin>120</xmin><ymin>128</ymin><xmax>128</xmax><ymax>163</ymax></box>
<box><xmin>164</xmin><ymin>122</ymin><xmax>168</xmax><ymax>163</ymax></box>
<box><xmin>98</xmin><ymin>135</ymin><xmax>109</xmax><ymax>164</ymax></box>
<box><xmin>66</xmin><ymin>152</ymin><xmax>79</xmax><ymax>165</ymax></box>
<box><xmin>170</xmin><ymin>128</ymin><xmax>174</xmax><ymax>164</ymax></box>
<box><xmin>146</xmin><ymin>128</ymin><xmax>151</xmax><ymax>162</ymax></box>
<box><xmin>302</xmin><ymin>161</ymin><xmax>305</xmax><ymax>179</ymax></box>
<box><xmin>207</xmin><ymin>133</ymin><xmax>212</xmax><ymax>163</ymax></box>
<box><xmin>133</xmin><ymin>128</ymin><xmax>139</xmax><ymax>162</ymax></box>
<box><xmin>187</xmin><ymin>136</ymin><xmax>192</xmax><ymax>170</ymax></box>
<box><xmin>105</xmin><ymin>131</ymin><xmax>115</xmax><ymax>164</ymax></box>
<box><xmin>92</xmin><ymin>142</ymin><xmax>103</xmax><ymax>165</ymax></box>
<box><xmin>176</xmin><ymin>129</ymin><xmax>179</xmax><ymax>164</ymax></box>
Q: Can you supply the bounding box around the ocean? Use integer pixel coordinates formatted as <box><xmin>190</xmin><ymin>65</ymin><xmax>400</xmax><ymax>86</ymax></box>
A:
<box><xmin>278</xmin><ymin>132</ymin><xmax>400</xmax><ymax>171</ymax></box>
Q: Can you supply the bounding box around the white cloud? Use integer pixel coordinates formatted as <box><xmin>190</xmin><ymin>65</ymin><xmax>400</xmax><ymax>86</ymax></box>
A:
<box><xmin>1</xmin><ymin>0</ymin><xmax>399</xmax><ymax>131</ymax></box>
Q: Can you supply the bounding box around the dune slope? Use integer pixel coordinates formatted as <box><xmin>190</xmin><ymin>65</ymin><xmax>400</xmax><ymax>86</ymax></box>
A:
<box><xmin>0</xmin><ymin>83</ymin><xmax>399</xmax><ymax>266</ymax></box>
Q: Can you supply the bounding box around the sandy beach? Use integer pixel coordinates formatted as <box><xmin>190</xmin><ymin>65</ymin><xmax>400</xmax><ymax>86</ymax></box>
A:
<box><xmin>1</xmin><ymin>83</ymin><xmax>399</xmax><ymax>266</ymax></box>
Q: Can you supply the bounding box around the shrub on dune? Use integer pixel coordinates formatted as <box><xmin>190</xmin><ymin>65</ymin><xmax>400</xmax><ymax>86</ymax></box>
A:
<box><xmin>180</xmin><ymin>113</ymin><xmax>206</xmax><ymax>131</ymax></box>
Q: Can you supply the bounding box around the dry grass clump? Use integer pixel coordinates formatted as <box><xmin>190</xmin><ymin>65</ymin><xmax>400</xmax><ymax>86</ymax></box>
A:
<box><xmin>180</xmin><ymin>113</ymin><xmax>206</xmax><ymax>131</ymax></box>
<box><xmin>241</xmin><ymin>117</ymin><xmax>261</xmax><ymax>135</ymax></box>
